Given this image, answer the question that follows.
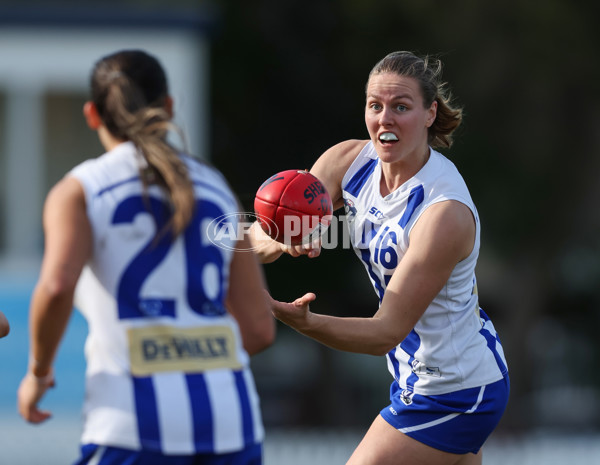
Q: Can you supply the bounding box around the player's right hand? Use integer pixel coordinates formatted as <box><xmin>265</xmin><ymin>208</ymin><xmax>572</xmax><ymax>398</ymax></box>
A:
<box><xmin>17</xmin><ymin>370</ymin><xmax>55</xmax><ymax>424</ymax></box>
<box><xmin>251</xmin><ymin>221</ymin><xmax>322</xmax><ymax>263</ymax></box>
<box><xmin>266</xmin><ymin>290</ymin><xmax>317</xmax><ymax>330</ymax></box>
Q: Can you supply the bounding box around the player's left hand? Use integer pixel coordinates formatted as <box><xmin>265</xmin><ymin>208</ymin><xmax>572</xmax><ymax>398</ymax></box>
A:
<box><xmin>280</xmin><ymin>236</ymin><xmax>322</xmax><ymax>259</ymax></box>
<box><xmin>266</xmin><ymin>291</ymin><xmax>317</xmax><ymax>330</ymax></box>
<box><xmin>17</xmin><ymin>370</ymin><xmax>55</xmax><ymax>424</ymax></box>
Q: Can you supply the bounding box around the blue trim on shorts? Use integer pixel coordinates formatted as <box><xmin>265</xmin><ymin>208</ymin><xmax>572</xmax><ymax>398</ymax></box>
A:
<box><xmin>72</xmin><ymin>442</ymin><xmax>263</xmax><ymax>465</ymax></box>
<box><xmin>380</xmin><ymin>375</ymin><xmax>510</xmax><ymax>454</ymax></box>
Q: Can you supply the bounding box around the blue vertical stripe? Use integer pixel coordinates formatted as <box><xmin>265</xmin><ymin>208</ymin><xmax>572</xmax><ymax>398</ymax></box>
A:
<box><xmin>478</xmin><ymin>310</ymin><xmax>508</xmax><ymax>376</ymax></box>
<box><xmin>362</xmin><ymin>221</ymin><xmax>377</xmax><ymax>245</ymax></box>
<box><xmin>398</xmin><ymin>185</ymin><xmax>425</xmax><ymax>229</ymax></box>
<box><xmin>387</xmin><ymin>348</ymin><xmax>401</xmax><ymax>382</ymax></box>
<box><xmin>185</xmin><ymin>373</ymin><xmax>214</xmax><ymax>452</ymax></box>
<box><xmin>400</xmin><ymin>330</ymin><xmax>422</xmax><ymax>390</ymax></box>
<box><xmin>360</xmin><ymin>248</ymin><xmax>385</xmax><ymax>303</ymax></box>
<box><xmin>344</xmin><ymin>158</ymin><xmax>378</xmax><ymax>197</ymax></box>
<box><xmin>132</xmin><ymin>376</ymin><xmax>161</xmax><ymax>450</ymax></box>
<box><xmin>234</xmin><ymin>370</ymin><xmax>255</xmax><ymax>446</ymax></box>
<box><xmin>481</xmin><ymin>329</ymin><xmax>508</xmax><ymax>375</ymax></box>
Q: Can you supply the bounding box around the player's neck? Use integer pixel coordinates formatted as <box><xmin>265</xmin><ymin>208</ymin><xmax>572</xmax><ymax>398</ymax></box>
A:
<box><xmin>379</xmin><ymin>146</ymin><xmax>430</xmax><ymax>196</ymax></box>
<box><xmin>98</xmin><ymin>126</ymin><xmax>127</xmax><ymax>152</ymax></box>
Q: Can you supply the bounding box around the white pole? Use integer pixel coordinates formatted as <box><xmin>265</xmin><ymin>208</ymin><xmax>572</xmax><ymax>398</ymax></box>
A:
<box><xmin>3</xmin><ymin>88</ymin><xmax>45</xmax><ymax>260</ymax></box>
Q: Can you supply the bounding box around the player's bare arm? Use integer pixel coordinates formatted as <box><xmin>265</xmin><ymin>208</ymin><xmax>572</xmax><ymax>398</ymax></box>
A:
<box><xmin>226</xmin><ymin>235</ymin><xmax>276</xmax><ymax>355</ymax></box>
<box><xmin>269</xmin><ymin>200</ymin><xmax>475</xmax><ymax>355</ymax></box>
<box><xmin>17</xmin><ymin>176</ymin><xmax>92</xmax><ymax>423</ymax></box>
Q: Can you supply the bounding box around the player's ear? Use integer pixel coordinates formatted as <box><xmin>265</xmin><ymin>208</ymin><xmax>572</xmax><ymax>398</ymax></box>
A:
<box><xmin>425</xmin><ymin>100</ymin><xmax>438</xmax><ymax>128</ymax></box>
<box><xmin>164</xmin><ymin>95</ymin><xmax>174</xmax><ymax>118</ymax></box>
<box><xmin>83</xmin><ymin>101</ymin><xmax>102</xmax><ymax>130</ymax></box>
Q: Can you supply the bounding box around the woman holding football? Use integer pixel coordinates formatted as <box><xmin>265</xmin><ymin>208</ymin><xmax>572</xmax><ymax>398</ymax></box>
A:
<box><xmin>253</xmin><ymin>51</ymin><xmax>509</xmax><ymax>465</ymax></box>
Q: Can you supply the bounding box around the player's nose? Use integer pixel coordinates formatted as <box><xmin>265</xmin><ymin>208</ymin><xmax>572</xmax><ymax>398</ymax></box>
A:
<box><xmin>379</xmin><ymin>106</ymin><xmax>394</xmax><ymax>126</ymax></box>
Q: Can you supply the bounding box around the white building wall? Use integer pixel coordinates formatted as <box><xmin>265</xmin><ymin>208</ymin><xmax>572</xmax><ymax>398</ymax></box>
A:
<box><xmin>0</xmin><ymin>26</ymin><xmax>209</xmax><ymax>261</ymax></box>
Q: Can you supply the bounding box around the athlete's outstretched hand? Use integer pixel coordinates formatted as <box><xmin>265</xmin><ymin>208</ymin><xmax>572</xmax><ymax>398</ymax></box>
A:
<box><xmin>266</xmin><ymin>291</ymin><xmax>317</xmax><ymax>331</ymax></box>
<box><xmin>280</xmin><ymin>238</ymin><xmax>322</xmax><ymax>259</ymax></box>
<box><xmin>17</xmin><ymin>370</ymin><xmax>55</xmax><ymax>424</ymax></box>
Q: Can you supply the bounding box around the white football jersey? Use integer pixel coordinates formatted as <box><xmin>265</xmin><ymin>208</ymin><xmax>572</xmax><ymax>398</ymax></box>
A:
<box><xmin>70</xmin><ymin>142</ymin><xmax>263</xmax><ymax>454</ymax></box>
<box><xmin>341</xmin><ymin>142</ymin><xmax>508</xmax><ymax>396</ymax></box>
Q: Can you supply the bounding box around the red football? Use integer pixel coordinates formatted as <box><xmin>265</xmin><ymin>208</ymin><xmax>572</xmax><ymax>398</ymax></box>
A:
<box><xmin>254</xmin><ymin>170</ymin><xmax>333</xmax><ymax>245</ymax></box>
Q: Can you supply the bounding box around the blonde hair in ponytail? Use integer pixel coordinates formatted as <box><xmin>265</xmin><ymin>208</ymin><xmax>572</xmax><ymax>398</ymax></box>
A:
<box><xmin>91</xmin><ymin>50</ymin><xmax>195</xmax><ymax>238</ymax></box>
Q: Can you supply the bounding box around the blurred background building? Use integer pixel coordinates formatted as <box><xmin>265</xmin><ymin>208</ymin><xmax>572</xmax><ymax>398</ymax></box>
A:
<box><xmin>0</xmin><ymin>1</ymin><xmax>599</xmax><ymax>463</ymax></box>
<box><xmin>0</xmin><ymin>3</ymin><xmax>210</xmax><ymax>263</ymax></box>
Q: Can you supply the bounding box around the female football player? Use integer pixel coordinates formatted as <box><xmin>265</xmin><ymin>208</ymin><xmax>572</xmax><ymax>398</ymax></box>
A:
<box><xmin>18</xmin><ymin>49</ymin><xmax>274</xmax><ymax>465</ymax></box>
<box><xmin>254</xmin><ymin>51</ymin><xmax>509</xmax><ymax>465</ymax></box>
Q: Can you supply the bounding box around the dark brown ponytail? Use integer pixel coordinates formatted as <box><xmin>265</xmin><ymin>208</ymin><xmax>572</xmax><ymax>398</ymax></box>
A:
<box><xmin>90</xmin><ymin>50</ymin><xmax>195</xmax><ymax>237</ymax></box>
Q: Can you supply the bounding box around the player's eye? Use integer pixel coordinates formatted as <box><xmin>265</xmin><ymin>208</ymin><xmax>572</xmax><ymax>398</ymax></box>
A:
<box><xmin>396</xmin><ymin>104</ymin><xmax>408</xmax><ymax>112</ymax></box>
<box><xmin>369</xmin><ymin>103</ymin><xmax>382</xmax><ymax>111</ymax></box>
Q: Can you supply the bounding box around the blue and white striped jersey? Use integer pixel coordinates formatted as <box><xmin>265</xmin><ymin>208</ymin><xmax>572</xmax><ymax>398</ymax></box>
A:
<box><xmin>70</xmin><ymin>142</ymin><xmax>263</xmax><ymax>454</ymax></box>
<box><xmin>341</xmin><ymin>141</ymin><xmax>507</xmax><ymax>396</ymax></box>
